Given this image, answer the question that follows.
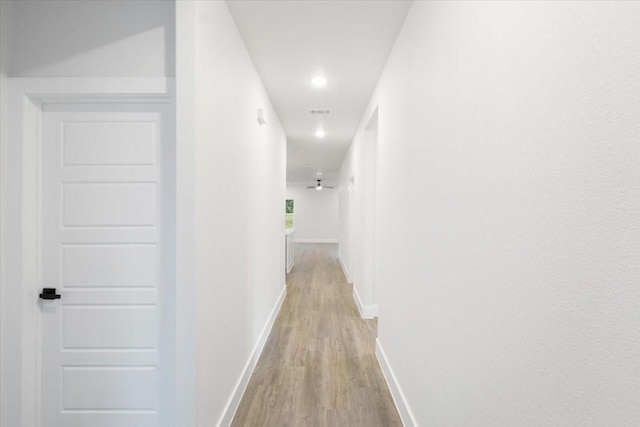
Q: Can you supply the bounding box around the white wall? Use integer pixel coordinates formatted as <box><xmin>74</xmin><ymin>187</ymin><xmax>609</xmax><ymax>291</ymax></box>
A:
<box><xmin>10</xmin><ymin>0</ymin><xmax>174</xmax><ymax>77</ymax></box>
<box><xmin>338</xmin><ymin>155</ymin><xmax>353</xmax><ymax>280</ymax></box>
<box><xmin>0</xmin><ymin>1</ymin><xmax>12</xmax><ymax>425</ymax></box>
<box><xmin>175</xmin><ymin>2</ymin><xmax>197</xmax><ymax>425</ymax></box>
<box><xmin>342</xmin><ymin>2</ymin><xmax>640</xmax><ymax>426</ymax></box>
<box><xmin>0</xmin><ymin>0</ymin><xmax>10</xmax><ymax>82</ymax></box>
<box><xmin>286</xmin><ymin>185</ymin><xmax>339</xmax><ymax>243</ymax></box>
<box><xmin>192</xmin><ymin>2</ymin><xmax>287</xmax><ymax>425</ymax></box>
<box><xmin>338</xmin><ymin>114</ymin><xmax>376</xmax><ymax>314</ymax></box>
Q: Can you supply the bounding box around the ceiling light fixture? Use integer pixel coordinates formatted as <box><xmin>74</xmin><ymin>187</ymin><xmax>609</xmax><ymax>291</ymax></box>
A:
<box><xmin>306</xmin><ymin>179</ymin><xmax>334</xmax><ymax>190</ymax></box>
<box><xmin>317</xmin><ymin>172</ymin><xmax>322</xmax><ymax>176</ymax></box>
<box><xmin>315</xmin><ymin>130</ymin><xmax>326</xmax><ymax>138</ymax></box>
<box><xmin>311</xmin><ymin>76</ymin><xmax>327</xmax><ymax>87</ymax></box>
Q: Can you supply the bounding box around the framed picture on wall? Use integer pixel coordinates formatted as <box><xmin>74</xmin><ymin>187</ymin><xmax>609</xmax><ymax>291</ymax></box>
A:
<box><xmin>285</xmin><ymin>199</ymin><xmax>294</xmax><ymax>228</ymax></box>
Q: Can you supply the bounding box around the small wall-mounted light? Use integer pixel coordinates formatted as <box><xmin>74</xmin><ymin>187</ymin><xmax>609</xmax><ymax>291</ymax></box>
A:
<box><xmin>257</xmin><ymin>108</ymin><xmax>266</xmax><ymax>126</ymax></box>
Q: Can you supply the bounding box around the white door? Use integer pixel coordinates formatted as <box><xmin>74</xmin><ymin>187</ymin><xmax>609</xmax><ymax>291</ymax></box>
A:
<box><xmin>39</xmin><ymin>103</ymin><xmax>174</xmax><ymax>427</ymax></box>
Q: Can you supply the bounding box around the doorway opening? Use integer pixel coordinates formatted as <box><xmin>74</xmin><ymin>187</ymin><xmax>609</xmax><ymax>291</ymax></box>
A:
<box><xmin>360</xmin><ymin>107</ymin><xmax>379</xmax><ymax>319</ymax></box>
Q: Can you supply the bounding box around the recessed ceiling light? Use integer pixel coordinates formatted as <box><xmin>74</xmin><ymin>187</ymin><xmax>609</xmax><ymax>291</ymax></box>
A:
<box><xmin>317</xmin><ymin>172</ymin><xmax>322</xmax><ymax>176</ymax></box>
<box><xmin>315</xmin><ymin>130</ymin><xmax>326</xmax><ymax>138</ymax></box>
<box><xmin>311</xmin><ymin>76</ymin><xmax>327</xmax><ymax>87</ymax></box>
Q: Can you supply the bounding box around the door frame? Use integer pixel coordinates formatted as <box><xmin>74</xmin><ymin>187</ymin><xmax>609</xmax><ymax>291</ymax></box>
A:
<box><xmin>359</xmin><ymin>107</ymin><xmax>379</xmax><ymax>319</ymax></box>
<box><xmin>0</xmin><ymin>78</ymin><xmax>177</xmax><ymax>427</ymax></box>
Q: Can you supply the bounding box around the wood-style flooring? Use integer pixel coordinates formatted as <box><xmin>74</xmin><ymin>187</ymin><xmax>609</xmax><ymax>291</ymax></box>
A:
<box><xmin>231</xmin><ymin>243</ymin><xmax>402</xmax><ymax>427</ymax></box>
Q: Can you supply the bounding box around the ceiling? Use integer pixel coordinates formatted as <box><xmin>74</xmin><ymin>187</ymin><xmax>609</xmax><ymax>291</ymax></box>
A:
<box><xmin>226</xmin><ymin>0</ymin><xmax>412</xmax><ymax>186</ymax></box>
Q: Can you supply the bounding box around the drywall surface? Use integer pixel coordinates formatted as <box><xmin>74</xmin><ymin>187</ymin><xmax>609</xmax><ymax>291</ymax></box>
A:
<box><xmin>194</xmin><ymin>2</ymin><xmax>286</xmax><ymax>425</ymax></box>
<box><xmin>174</xmin><ymin>1</ymin><xmax>197</xmax><ymax>425</ymax></box>
<box><xmin>0</xmin><ymin>0</ymin><xmax>10</xmax><ymax>147</ymax></box>
<box><xmin>338</xmin><ymin>115</ymin><xmax>375</xmax><ymax>308</ymax></box>
<box><xmin>0</xmin><ymin>1</ymin><xmax>13</xmax><ymax>425</ymax></box>
<box><xmin>344</xmin><ymin>1</ymin><xmax>640</xmax><ymax>425</ymax></box>
<box><xmin>338</xmin><ymin>147</ymin><xmax>354</xmax><ymax>280</ymax></box>
<box><xmin>0</xmin><ymin>0</ymin><xmax>10</xmax><ymax>78</ymax></box>
<box><xmin>0</xmin><ymin>0</ymin><xmax>10</xmax><ymax>178</ymax></box>
<box><xmin>286</xmin><ymin>185</ymin><xmax>339</xmax><ymax>242</ymax></box>
<box><xmin>10</xmin><ymin>0</ymin><xmax>174</xmax><ymax>77</ymax></box>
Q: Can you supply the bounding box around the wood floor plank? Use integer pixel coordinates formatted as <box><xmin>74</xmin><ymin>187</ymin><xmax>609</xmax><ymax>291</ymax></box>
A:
<box><xmin>231</xmin><ymin>243</ymin><xmax>402</xmax><ymax>427</ymax></box>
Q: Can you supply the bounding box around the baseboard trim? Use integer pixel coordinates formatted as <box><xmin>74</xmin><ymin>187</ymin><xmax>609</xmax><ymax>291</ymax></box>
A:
<box><xmin>352</xmin><ymin>285</ymin><xmax>378</xmax><ymax>319</ymax></box>
<box><xmin>294</xmin><ymin>238</ymin><xmax>339</xmax><ymax>243</ymax></box>
<box><xmin>337</xmin><ymin>251</ymin><xmax>351</xmax><ymax>283</ymax></box>
<box><xmin>375</xmin><ymin>339</ymin><xmax>418</xmax><ymax>427</ymax></box>
<box><xmin>217</xmin><ymin>284</ymin><xmax>287</xmax><ymax>426</ymax></box>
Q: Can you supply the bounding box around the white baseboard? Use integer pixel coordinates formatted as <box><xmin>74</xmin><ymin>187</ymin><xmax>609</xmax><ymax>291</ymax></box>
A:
<box><xmin>337</xmin><ymin>251</ymin><xmax>351</xmax><ymax>283</ymax></box>
<box><xmin>217</xmin><ymin>284</ymin><xmax>287</xmax><ymax>426</ymax></box>
<box><xmin>352</xmin><ymin>285</ymin><xmax>378</xmax><ymax>319</ymax></box>
<box><xmin>294</xmin><ymin>238</ymin><xmax>339</xmax><ymax>243</ymax></box>
<box><xmin>375</xmin><ymin>339</ymin><xmax>418</xmax><ymax>427</ymax></box>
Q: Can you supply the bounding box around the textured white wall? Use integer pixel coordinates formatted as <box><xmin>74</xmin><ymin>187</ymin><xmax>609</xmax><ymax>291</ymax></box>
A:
<box><xmin>286</xmin><ymin>185</ymin><xmax>339</xmax><ymax>242</ymax></box>
<box><xmin>338</xmin><ymin>115</ymin><xmax>374</xmax><ymax>308</ymax></box>
<box><xmin>0</xmin><ymin>1</ymin><xmax>14</xmax><ymax>425</ymax></box>
<box><xmin>0</xmin><ymin>0</ymin><xmax>10</xmax><ymax>152</ymax></box>
<box><xmin>344</xmin><ymin>1</ymin><xmax>640</xmax><ymax>425</ymax></box>
<box><xmin>10</xmin><ymin>0</ymin><xmax>174</xmax><ymax>77</ymax></box>
<box><xmin>194</xmin><ymin>2</ymin><xmax>286</xmax><ymax>425</ymax></box>
<box><xmin>338</xmin><ymin>148</ymin><xmax>354</xmax><ymax>279</ymax></box>
<box><xmin>0</xmin><ymin>0</ymin><xmax>10</xmax><ymax>77</ymax></box>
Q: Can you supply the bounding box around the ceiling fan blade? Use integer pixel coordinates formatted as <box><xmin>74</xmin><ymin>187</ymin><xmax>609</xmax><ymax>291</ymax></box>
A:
<box><xmin>325</xmin><ymin>186</ymin><xmax>335</xmax><ymax>189</ymax></box>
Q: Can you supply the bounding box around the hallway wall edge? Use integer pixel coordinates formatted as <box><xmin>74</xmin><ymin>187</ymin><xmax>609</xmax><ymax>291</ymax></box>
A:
<box><xmin>216</xmin><ymin>284</ymin><xmax>288</xmax><ymax>427</ymax></box>
<box><xmin>376</xmin><ymin>338</ymin><xmax>418</xmax><ymax>427</ymax></box>
<box><xmin>338</xmin><ymin>251</ymin><xmax>351</xmax><ymax>283</ymax></box>
<box><xmin>353</xmin><ymin>285</ymin><xmax>377</xmax><ymax>319</ymax></box>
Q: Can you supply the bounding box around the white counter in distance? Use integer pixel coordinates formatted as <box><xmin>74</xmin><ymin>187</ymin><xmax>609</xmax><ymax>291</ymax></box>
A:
<box><xmin>285</xmin><ymin>228</ymin><xmax>295</xmax><ymax>273</ymax></box>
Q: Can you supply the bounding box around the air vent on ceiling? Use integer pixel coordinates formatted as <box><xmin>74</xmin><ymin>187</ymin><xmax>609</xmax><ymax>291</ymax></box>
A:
<box><xmin>310</xmin><ymin>109</ymin><xmax>331</xmax><ymax>115</ymax></box>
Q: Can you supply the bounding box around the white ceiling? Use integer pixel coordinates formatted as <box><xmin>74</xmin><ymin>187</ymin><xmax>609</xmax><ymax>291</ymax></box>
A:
<box><xmin>226</xmin><ymin>0</ymin><xmax>411</xmax><ymax>186</ymax></box>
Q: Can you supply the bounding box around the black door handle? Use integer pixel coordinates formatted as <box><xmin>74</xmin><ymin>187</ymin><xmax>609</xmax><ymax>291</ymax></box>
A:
<box><xmin>40</xmin><ymin>288</ymin><xmax>61</xmax><ymax>300</ymax></box>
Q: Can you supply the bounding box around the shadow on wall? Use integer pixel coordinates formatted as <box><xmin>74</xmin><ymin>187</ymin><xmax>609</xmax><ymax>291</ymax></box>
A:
<box><xmin>11</xmin><ymin>0</ymin><xmax>175</xmax><ymax>77</ymax></box>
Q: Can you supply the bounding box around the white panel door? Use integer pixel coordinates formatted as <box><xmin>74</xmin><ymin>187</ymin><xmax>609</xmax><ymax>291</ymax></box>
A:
<box><xmin>39</xmin><ymin>104</ymin><xmax>173</xmax><ymax>427</ymax></box>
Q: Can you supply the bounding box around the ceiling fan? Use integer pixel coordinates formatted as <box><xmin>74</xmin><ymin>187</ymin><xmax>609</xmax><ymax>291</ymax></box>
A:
<box><xmin>307</xmin><ymin>179</ymin><xmax>334</xmax><ymax>190</ymax></box>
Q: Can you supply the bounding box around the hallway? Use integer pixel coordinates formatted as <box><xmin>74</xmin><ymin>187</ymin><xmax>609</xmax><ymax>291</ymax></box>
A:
<box><xmin>1</xmin><ymin>2</ymin><xmax>638</xmax><ymax>426</ymax></box>
<box><xmin>232</xmin><ymin>244</ymin><xmax>401</xmax><ymax>426</ymax></box>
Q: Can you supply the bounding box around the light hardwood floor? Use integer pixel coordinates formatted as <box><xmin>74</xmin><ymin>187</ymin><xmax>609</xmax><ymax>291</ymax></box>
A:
<box><xmin>231</xmin><ymin>243</ymin><xmax>402</xmax><ymax>427</ymax></box>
